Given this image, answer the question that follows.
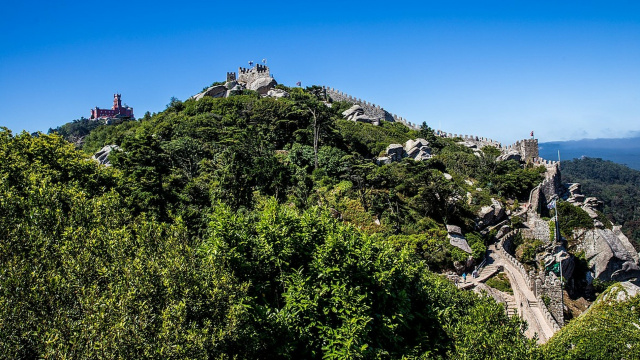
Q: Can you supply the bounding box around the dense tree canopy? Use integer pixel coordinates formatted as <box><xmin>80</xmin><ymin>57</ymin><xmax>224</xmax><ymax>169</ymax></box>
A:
<box><xmin>2</xmin><ymin>83</ymin><xmax>632</xmax><ymax>358</ymax></box>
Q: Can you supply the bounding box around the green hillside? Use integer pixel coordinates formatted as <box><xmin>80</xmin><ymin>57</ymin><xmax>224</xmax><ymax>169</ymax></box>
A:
<box><xmin>2</xmin><ymin>84</ymin><xmax>637</xmax><ymax>358</ymax></box>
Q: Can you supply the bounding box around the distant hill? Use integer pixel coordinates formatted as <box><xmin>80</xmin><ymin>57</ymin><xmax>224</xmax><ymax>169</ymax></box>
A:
<box><xmin>539</xmin><ymin>137</ymin><xmax>640</xmax><ymax>170</ymax></box>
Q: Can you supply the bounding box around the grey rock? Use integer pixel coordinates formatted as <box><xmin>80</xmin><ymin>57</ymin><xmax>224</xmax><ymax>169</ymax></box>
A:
<box><xmin>266</xmin><ymin>89</ymin><xmax>289</xmax><ymax>98</ymax></box>
<box><xmin>597</xmin><ymin>281</ymin><xmax>640</xmax><ymax>302</ymax></box>
<box><xmin>497</xmin><ymin>150</ymin><xmax>522</xmax><ymax>162</ymax></box>
<box><xmin>194</xmin><ymin>85</ymin><xmax>228</xmax><ymax>100</ymax></box>
<box><xmin>449</xmin><ymin>234</ymin><xmax>473</xmax><ymax>253</ymax></box>
<box><xmin>476</xmin><ymin>198</ymin><xmax>506</xmax><ymax>229</ymax></box>
<box><xmin>577</xmin><ymin>228</ymin><xmax>640</xmax><ymax>282</ymax></box>
<box><xmin>404</xmin><ymin>138</ymin><xmax>428</xmax><ymax>152</ymax></box>
<box><xmin>342</xmin><ymin>105</ymin><xmax>374</xmax><ymax>123</ymax></box>
<box><xmin>353</xmin><ymin>114</ymin><xmax>372</xmax><ymax>123</ymax></box>
<box><xmin>376</xmin><ymin>156</ymin><xmax>391</xmax><ymax>165</ymax></box>
<box><xmin>385</xmin><ymin>144</ymin><xmax>404</xmax><ymax>161</ymax></box>
<box><xmin>342</xmin><ymin>105</ymin><xmax>363</xmax><ymax>118</ymax></box>
<box><xmin>248</xmin><ymin>77</ymin><xmax>277</xmax><ymax>95</ymax></box>
<box><xmin>447</xmin><ymin>225</ymin><xmax>463</xmax><ymax>235</ymax></box>
<box><xmin>568</xmin><ymin>183</ymin><xmax>581</xmax><ymax>195</ymax></box>
<box><xmin>92</xmin><ymin>145</ymin><xmax>120</xmax><ymax>166</ymax></box>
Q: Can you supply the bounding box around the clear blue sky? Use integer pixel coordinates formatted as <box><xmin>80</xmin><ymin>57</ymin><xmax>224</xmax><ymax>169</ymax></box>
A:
<box><xmin>1</xmin><ymin>1</ymin><xmax>638</xmax><ymax>144</ymax></box>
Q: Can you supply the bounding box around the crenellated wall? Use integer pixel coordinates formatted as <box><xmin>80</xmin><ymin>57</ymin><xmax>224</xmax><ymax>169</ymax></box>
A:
<box><xmin>532</xmin><ymin>271</ymin><xmax>564</xmax><ymax>326</ymax></box>
<box><xmin>324</xmin><ymin>87</ymin><xmax>420</xmax><ymax>130</ymax></box>
<box><xmin>237</xmin><ymin>64</ymin><xmax>271</xmax><ymax>85</ymax></box>
<box><xmin>502</xmin><ymin>139</ymin><xmax>539</xmax><ymax>163</ymax></box>
<box><xmin>498</xmin><ymin>229</ymin><xmax>562</xmax><ymax>330</ymax></box>
<box><xmin>433</xmin><ymin>130</ymin><xmax>503</xmax><ymax>148</ymax></box>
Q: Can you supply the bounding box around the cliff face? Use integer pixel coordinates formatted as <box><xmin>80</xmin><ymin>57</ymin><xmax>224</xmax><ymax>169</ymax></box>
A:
<box><xmin>576</xmin><ymin>228</ymin><xmax>640</xmax><ymax>283</ymax></box>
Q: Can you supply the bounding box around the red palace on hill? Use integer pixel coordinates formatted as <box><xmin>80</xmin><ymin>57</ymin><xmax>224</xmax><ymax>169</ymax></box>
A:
<box><xmin>90</xmin><ymin>94</ymin><xmax>134</xmax><ymax>120</ymax></box>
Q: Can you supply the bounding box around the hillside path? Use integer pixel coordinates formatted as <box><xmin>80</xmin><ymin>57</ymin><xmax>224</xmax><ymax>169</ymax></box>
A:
<box><xmin>488</xmin><ymin>244</ymin><xmax>556</xmax><ymax>343</ymax></box>
<box><xmin>456</xmin><ymin>244</ymin><xmax>557</xmax><ymax>343</ymax></box>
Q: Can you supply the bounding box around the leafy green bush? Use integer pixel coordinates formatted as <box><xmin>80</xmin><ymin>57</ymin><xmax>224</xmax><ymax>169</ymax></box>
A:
<box><xmin>552</xmin><ymin>201</ymin><xmax>594</xmax><ymax>240</ymax></box>
<box><xmin>486</xmin><ymin>272</ymin><xmax>513</xmax><ymax>294</ymax></box>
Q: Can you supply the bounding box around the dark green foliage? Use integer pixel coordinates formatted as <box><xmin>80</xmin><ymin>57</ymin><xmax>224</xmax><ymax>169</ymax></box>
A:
<box><xmin>48</xmin><ymin>117</ymin><xmax>103</xmax><ymax>144</ymax></box>
<box><xmin>0</xmin><ymin>128</ymin><xmax>542</xmax><ymax>359</ymax></box>
<box><xmin>551</xmin><ymin>201</ymin><xmax>594</xmax><ymax>240</ymax></box>
<box><xmin>14</xmin><ymin>81</ymin><xmax>631</xmax><ymax>358</ymax></box>
<box><xmin>516</xmin><ymin>238</ymin><xmax>544</xmax><ymax>264</ymax></box>
<box><xmin>561</xmin><ymin>157</ymin><xmax>640</xmax><ymax>249</ymax></box>
<box><xmin>336</xmin><ymin>119</ymin><xmax>420</xmax><ymax>156</ymax></box>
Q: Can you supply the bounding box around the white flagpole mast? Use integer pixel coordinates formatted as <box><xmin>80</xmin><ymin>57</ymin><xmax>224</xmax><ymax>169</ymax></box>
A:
<box><xmin>558</xmin><ymin>150</ymin><xmax>561</xmax><ymax>170</ymax></box>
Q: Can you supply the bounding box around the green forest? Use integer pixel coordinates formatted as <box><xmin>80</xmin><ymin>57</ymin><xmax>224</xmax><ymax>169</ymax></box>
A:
<box><xmin>1</xmin><ymin>86</ymin><xmax>638</xmax><ymax>359</ymax></box>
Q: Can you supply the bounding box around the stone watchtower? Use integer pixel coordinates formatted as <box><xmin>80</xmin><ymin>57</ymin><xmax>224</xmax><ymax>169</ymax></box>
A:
<box><xmin>237</xmin><ymin>64</ymin><xmax>270</xmax><ymax>85</ymax></box>
<box><xmin>226</xmin><ymin>72</ymin><xmax>236</xmax><ymax>82</ymax></box>
<box><xmin>518</xmin><ymin>139</ymin><xmax>539</xmax><ymax>163</ymax></box>
<box><xmin>113</xmin><ymin>93</ymin><xmax>122</xmax><ymax>109</ymax></box>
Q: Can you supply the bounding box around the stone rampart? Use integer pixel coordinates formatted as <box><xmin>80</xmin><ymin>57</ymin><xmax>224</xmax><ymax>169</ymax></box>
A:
<box><xmin>499</xmin><ymin>229</ymin><xmax>563</xmax><ymax>329</ymax></box>
<box><xmin>434</xmin><ymin>130</ymin><xmax>503</xmax><ymax>148</ymax></box>
<box><xmin>503</xmin><ymin>139</ymin><xmax>539</xmax><ymax>163</ymax></box>
<box><xmin>498</xmin><ymin>230</ymin><xmax>533</xmax><ymax>290</ymax></box>
<box><xmin>324</xmin><ymin>87</ymin><xmax>420</xmax><ymax>130</ymax></box>
<box><xmin>528</xmin><ymin>163</ymin><xmax>563</xmax><ymax>217</ymax></box>
<box><xmin>536</xmin><ymin>293</ymin><xmax>562</xmax><ymax>331</ymax></box>
<box><xmin>533</xmin><ymin>271</ymin><xmax>564</xmax><ymax>327</ymax></box>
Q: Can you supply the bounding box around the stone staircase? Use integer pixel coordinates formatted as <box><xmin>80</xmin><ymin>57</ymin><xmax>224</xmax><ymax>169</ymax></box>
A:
<box><xmin>477</xmin><ymin>263</ymin><xmax>502</xmax><ymax>283</ymax></box>
<box><xmin>505</xmin><ymin>298</ymin><xmax>518</xmax><ymax>317</ymax></box>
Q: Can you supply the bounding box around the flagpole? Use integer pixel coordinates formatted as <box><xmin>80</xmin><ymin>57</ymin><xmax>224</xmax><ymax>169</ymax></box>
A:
<box><xmin>558</xmin><ymin>150</ymin><xmax>561</xmax><ymax>170</ymax></box>
<box><xmin>555</xmin><ymin>200</ymin><xmax>559</xmax><ymax>243</ymax></box>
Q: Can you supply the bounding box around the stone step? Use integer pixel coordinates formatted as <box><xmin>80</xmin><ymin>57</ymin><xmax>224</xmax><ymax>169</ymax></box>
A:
<box><xmin>505</xmin><ymin>301</ymin><xmax>518</xmax><ymax>316</ymax></box>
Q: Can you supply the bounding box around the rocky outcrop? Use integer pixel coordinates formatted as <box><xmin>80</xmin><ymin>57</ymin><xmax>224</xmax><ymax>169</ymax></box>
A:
<box><xmin>376</xmin><ymin>139</ymin><xmax>432</xmax><ymax>164</ymax></box>
<box><xmin>247</xmin><ymin>77</ymin><xmax>277</xmax><ymax>95</ymax></box>
<box><xmin>342</xmin><ymin>105</ymin><xmax>374</xmax><ymax>123</ymax></box>
<box><xmin>597</xmin><ymin>281</ymin><xmax>640</xmax><ymax>303</ymax></box>
<box><xmin>476</xmin><ymin>198</ymin><xmax>506</xmax><ymax>229</ymax></box>
<box><xmin>575</xmin><ymin>228</ymin><xmax>640</xmax><ymax>283</ymax></box>
<box><xmin>497</xmin><ymin>150</ymin><xmax>522</xmax><ymax>162</ymax></box>
<box><xmin>447</xmin><ymin>225</ymin><xmax>473</xmax><ymax>253</ymax></box>
<box><xmin>457</xmin><ymin>140</ymin><xmax>483</xmax><ymax>157</ymax></box>
<box><xmin>267</xmin><ymin>89</ymin><xmax>289</xmax><ymax>98</ymax></box>
<box><xmin>193</xmin><ymin>85</ymin><xmax>227</xmax><ymax>101</ymax></box>
<box><xmin>404</xmin><ymin>138</ymin><xmax>432</xmax><ymax>161</ymax></box>
<box><xmin>386</xmin><ymin>144</ymin><xmax>404</xmax><ymax>161</ymax></box>
<box><xmin>92</xmin><ymin>145</ymin><xmax>120</xmax><ymax>166</ymax></box>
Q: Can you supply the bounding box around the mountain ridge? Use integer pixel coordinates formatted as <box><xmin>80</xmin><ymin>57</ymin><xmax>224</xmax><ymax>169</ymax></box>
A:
<box><xmin>539</xmin><ymin>136</ymin><xmax>640</xmax><ymax>170</ymax></box>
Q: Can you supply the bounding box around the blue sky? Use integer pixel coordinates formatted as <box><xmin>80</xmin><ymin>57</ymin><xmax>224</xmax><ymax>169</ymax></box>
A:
<box><xmin>1</xmin><ymin>1</ymin><xmax>639</xmax><ymax>144</ymax></box>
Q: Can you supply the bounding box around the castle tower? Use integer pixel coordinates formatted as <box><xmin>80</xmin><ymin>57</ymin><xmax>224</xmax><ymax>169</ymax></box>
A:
<box><xmin>112</xmin><ymin>94</ymin><xmax>122</xmax><ymax>110</ymax></box>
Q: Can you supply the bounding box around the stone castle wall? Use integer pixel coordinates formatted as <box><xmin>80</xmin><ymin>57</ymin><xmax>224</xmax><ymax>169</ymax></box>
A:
<box><xmin>503</xmin><ymin>139</ymin><xmax>539</xmax><ymax>162</ymax></box>
<box><xmin>533</xmin><ymin>271</ymin><xmax>564</xmax><ymax>326</ymax></box>
<box><xmin>499</xmin><ymin>230</ymin><xmax>562</xmax><ymax>330</ymax></box>
<box><xmin>237</xmin><ymin>64</ymin><xmax>271</xmax><ymax>85</ymax></box>
<box><xmin>324</xmin><ymin>87</ymin><xmax>420</xmax><ymax>130</ymax></box>
<box><xmin>434</xmin><ymin>130</ymin><xmax>503</xmax><ymax>148</ymax></box>
<box><xmin>528</xmin><ymin>163</ymin><xmax>563</xmax><ymax>217</ymax></box>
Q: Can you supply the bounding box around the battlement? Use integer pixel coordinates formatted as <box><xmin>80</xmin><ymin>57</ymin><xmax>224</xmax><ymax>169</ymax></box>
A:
<box><xmin>503</xmin><ymin>138</ymin><xmax>539</xmax><ymax>163</ymax></box>
<box><xmin>226</xmin><ymin>72</ymin><xmax>236</xmax><ymax>82</ymax></box>
<box><xmin>323</xmin><ymin>86</ymin><xmax>420</xmax><ymax>130</ymax></box>
<box><xmin>433</xmin><ymin>130</ymin><xmax>502</xmax><ymax>148</ymax></box>
<box><xmin>237</xmin><ymin>64</ymin><xmax>271</xmax><ymax>85</ymax></box>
